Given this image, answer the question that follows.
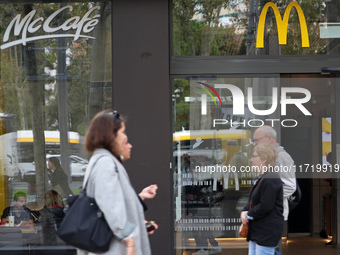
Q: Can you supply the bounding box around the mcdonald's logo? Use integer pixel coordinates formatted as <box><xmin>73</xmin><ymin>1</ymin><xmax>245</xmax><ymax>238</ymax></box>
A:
<box><xmin>256</xmin><ymin>2</ymin><xmax>310</xmax><ymax>48</ymax></box>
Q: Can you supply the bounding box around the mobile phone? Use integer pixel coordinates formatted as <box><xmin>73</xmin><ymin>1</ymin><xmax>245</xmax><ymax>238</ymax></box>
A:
<box><xmin>145</xmin><ymin>221</ymin><xmax>155</xmax><ymax>232</ymax></box>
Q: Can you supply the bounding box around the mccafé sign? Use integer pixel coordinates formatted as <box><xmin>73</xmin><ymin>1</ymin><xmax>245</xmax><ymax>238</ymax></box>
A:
<box><xmin>1</xmin><ymin>5</ymin><xmax>101</xmax><ymax>50</ymax></box>
<box><xmin>256</xmin><ymin>2</ymin><xmax>310</xmax><ymax>48</ymax></box>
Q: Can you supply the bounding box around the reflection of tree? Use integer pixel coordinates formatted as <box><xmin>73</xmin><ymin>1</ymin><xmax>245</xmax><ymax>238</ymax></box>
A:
<box><xmin>13</xmin><ymin>3</ymin><xmax>99</xmax><ymax>135</ymax></box>
<box><xmin>23</xmin><ymin>4</ymin><xmax>47</xmax><ymax>205</ymax></box>
<box><xmin>173</xmin><ymin>79</ymin><xmax>190</xmax><ymax>132</ymax></box>
<box><xmin>200</xmin><ymin>0</ymin><xmax>229</xmax><ymax>56</ymax></box>
<box><xmin>88</xmin><ymin>2</ymin><xmax>112</xmax><ymax>121</ymax></box>
<box><xmin>173</xmin><ymin>0</ymin><xmax>333</xmax><ymax>56</ymax></box>
<box><xmin>211</xmin><ymin>25</ymin><xmax>246</xmax><ymax>55</ymax></box>
<box><xmin>67</xmin><ymin>40</ymin><xmax>90</xmax><ymax>135</ymax></box>
<box><xmin>44</xmin><ymin>38</ymin><xmax>90</xmax><ymax>135</ymax></box>
<box><xmin>324</xmin><ymin>0</ymin><xmax>340</xmax><ymax>54</ymax></box>
<box><xmin>0</xmin><ymin>3</ymin><xmax>106</xmax><ymax>204</ymax></box>
<box><xmin>1</xmin><ymin>46</ymin><xmax>30</xmax><ymax>129</ymax></box>
<box><xmin>0</xmin><ymin>4</ymin><xmax>59</xmax><ymax>130</ymax></box>
<box><xmin>271</xmin><ymin>0</ymin><xmax>326</xmax><ymax>55</ymax></box>
<box><xmin>1</xmin><ymin>3</ymin><xmax>101</xmax><ymax>135</ymax></box>
<box><xmin>173</xmin><ymin>0</ymin><xmax>244</xmax><ymax>56</ymax></box>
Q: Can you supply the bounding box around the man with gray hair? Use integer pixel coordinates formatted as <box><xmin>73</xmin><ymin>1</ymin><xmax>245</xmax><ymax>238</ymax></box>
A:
<box><xmin>252</xmin><ymin>125</ymin><xmax>296</xmax><ymax>221</ymax></box>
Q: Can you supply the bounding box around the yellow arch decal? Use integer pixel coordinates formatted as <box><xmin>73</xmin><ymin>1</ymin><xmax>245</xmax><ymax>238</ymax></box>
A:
<box><xmin>256</xmin><ymin>2</ymin><xmax>309</xmax><ymax>48</ymax></box>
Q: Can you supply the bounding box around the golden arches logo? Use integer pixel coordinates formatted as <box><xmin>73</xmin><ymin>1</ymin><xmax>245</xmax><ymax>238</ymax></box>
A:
<box><xmin>256</xmin><ymin>2</ymin><xmax>309</xmax><ymax>48</ymax></box>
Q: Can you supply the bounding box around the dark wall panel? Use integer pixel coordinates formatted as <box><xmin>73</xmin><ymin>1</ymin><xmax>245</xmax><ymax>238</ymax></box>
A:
<box><xmin>171</xmin><ymin>56</ymin><xmax>340</xmax><ymax>75</ymax></box>
<box><xmin>112</xmin><ymin>0</ymin><xmax>171</xmax><ymax>254</ymax></box>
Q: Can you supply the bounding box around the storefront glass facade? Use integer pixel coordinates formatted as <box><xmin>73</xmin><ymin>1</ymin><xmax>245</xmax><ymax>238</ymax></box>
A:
<box><xmin>172</xmin><ymin>0</ymin><xmax>340</xmax><ymax>254</ymax></box>
<box><xmin>0</xmin><ymin>1</ymin><xmax>111</xmax><ymax>252</ymax></box>
<box><xmin>0</xmin><ymin>0</ymin><xmax>339</xmax><ymax>254</ymax></box>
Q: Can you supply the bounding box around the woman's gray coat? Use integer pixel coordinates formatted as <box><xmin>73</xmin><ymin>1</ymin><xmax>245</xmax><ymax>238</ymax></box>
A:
<box><xmin>77</xmin><ymin>148</ymin><xmax>151</xmax><ymax>255</ymax></box>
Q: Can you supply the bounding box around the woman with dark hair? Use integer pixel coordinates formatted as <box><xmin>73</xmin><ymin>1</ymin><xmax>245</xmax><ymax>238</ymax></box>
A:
<box><xmin>47</xmin><ymin>157</ymin><xmax>73</xmax><ymax>198</ymax></box>
<box><xmin>77</xmin><ymin>110</ymin><xmax>151</xmax><ymax>255</ymax></box>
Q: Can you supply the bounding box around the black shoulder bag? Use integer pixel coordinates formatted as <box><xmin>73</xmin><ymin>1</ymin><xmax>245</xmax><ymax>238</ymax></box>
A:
<box><xmin>288</xmin><ymin>179</ymin><xmax>302</xmax><ymax>212</ymax></box>
<box><xmin>57</xmin><ymin>156</ymin><xmax>113</xmax><ymax>253</ymax></box>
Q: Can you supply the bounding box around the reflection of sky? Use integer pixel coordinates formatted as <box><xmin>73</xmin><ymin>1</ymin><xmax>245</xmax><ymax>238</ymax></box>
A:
<box><xmin>191</xmin><ymin>3</ymin><xmax>247</xmax><ymax>26</ymax></box>
<box><xmin>192</xmin><ymin>13</ymin><xmax>246</xmax><ymax>34</ymax></box>
<box><xmin>43</xmin><ymin>48</ymin><xmax>72</xmax><ymax>78</ymax></box>
<box><xmin>192</xmin><ymin>15</ymin><xmax>235</xmax><ymax>26</ymax></box>
<box><xmin>44</xmin><ymin>67</ymin><xmax>56</xmax><ymax>77</ymax></box>
<box><xmin>219</xmin><ymin>16</ymin><xmax>233</xmax><ymax>26</ymax></box>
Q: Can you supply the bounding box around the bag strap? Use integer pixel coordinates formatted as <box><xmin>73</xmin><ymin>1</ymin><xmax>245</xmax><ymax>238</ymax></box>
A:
<box><xmin>83</xmin><ymin>154</ymin><xmax>119</xmax><ymax>191</ymax></box>
<box><xmin>83</xmin><ymin>155</ymin><xmax>106</xmax><ymax>191</ymax></box>
<box><xmin>250</xmin><ymin>178</ymin><xmax>263</xmax><ymax>209</ymax></box>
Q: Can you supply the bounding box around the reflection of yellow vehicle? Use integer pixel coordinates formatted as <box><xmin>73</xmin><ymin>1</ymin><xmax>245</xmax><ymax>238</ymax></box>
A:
<box><xmin>321</xmin><ymin>118</ymin><xmax>331</xmax><ymax>165</ymax></box>
<box><xmin>173</xmin><ymin>129</ymin><xmax>250</xmax><ymax>142</ymax></box>
<box><xmin>1</xmin><ymin>130</ymin><xmax>81</xmax><ymax>177</ymax></box>
<box><xmin>173</xmin><ymin>129</ymin><xmax>255</xmax><ymax>242</ymax></box>
<box><xmin>173</xmin><ymin>129</ymin><xmax>251</xmax><ymax>164</ymax></box>
<box><xmin>173</xmin><ymin>129</ymin><xmax>254</xmax><ymax>189</ymax></box>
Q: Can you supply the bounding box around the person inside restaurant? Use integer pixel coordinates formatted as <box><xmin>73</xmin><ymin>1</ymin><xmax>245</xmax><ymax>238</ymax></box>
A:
<box><xmin>1</xmin><ymin>191</ymin><xmax>34</xmax><ymax>226</ymax></box>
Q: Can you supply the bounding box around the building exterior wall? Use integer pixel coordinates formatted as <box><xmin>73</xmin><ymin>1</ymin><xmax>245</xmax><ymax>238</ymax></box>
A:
<box><xmin>0</xmin><ymin>0</ymin><xmax>339</xmax><ymax>254</ymax></box>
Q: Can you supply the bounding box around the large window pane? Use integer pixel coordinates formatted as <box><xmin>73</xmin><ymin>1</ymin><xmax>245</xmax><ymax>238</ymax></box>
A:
<box><xmin>0</xmin><ymin>1</ymin><xmax>111</xmax><ymax>250</ymax></box>
<box><xmin>173</xmin><ymin>0</ymin><xmax>340</xmax><ymax>56</ymax></box>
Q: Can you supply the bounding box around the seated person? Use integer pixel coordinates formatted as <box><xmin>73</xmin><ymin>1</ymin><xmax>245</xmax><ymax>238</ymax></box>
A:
<box><xmin>40</xmin><ymin>190</ymin><xmax>65</xmax><ymax>245</ymax></box>
<box><xmin>2</xmin><ymin>191</ymin><xmax>34</xmax><ymax>226</ymax></box>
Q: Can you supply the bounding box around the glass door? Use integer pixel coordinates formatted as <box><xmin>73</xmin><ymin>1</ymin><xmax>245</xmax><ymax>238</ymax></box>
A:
<box><xmin>172</xmin><ymin>75</ymin><xmax>281</xmax><ymax>254</ymax></box>
<box><xmin>172</xmin><ymin>74</ymin><xmax>336</xmax><ymax>254</ymax></box>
